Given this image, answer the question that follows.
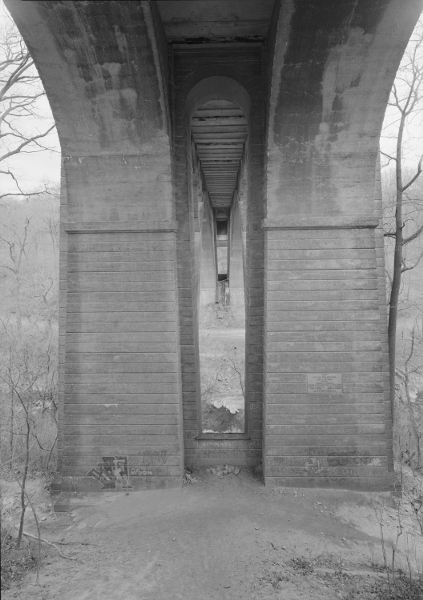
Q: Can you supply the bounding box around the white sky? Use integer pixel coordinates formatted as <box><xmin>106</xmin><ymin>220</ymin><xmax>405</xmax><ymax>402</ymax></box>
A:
<box><xmin>0</xmin><ymin>1</ymin><xmax>60</xmax><ymax>194</ymax></box>
<box><xmin>4</xmin><ymin>102</ymin><xmax>61</xmax><ymax>191</ymax></box>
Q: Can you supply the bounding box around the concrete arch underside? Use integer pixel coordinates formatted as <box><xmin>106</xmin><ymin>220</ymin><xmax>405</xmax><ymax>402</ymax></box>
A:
<box><xmin>5</xmin><ymin>0</ymin><xmax>422</xmax><ymax>491</ymax></box>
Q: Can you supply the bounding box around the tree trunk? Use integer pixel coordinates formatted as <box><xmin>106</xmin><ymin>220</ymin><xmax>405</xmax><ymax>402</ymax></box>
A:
<box><xmin>9</xmin><ymin>387</ymin><xmax>14</xmax><ymax>469</ymax></box>
<box><xmin>16</xmin><ymin>416</ymin><xmax>30</xmax><ymax>548</ymax></box>
<box><xmin>387</xmin><ymin>112</ymin><xmax>405</xmax><ymax>431</ymax></box>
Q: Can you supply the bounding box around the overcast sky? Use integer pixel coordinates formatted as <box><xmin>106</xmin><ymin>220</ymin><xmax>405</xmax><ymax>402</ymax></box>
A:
<box><xmin>4</xmin><ymin>99</ymin><xmax>61</xmax><ymax>191</ymax></box>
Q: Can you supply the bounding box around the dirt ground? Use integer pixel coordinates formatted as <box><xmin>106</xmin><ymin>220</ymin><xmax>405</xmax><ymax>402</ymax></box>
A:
<box><xmin>2</xmin><ymin>470</ymin><xmax>422</xmax><ymax>600</ymax></box>
<box><xmin>200</xmin><ymin>327</ymin><xmax>245</xmax><ymax>431</ymax></box>
<box><xmin>199</xmin><ymin>301</ymin><xmax>246</xmax><ymax>432</ymax></box>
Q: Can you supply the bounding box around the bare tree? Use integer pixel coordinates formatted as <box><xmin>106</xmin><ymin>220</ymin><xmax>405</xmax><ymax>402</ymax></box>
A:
<box><xmin>0</xmin><ymin>4</ymin><xmax>59</xmax><ymax>569</ymax></box>
<box><xmin>0</xmin><ymin>4</ymin><xmax>56</xmax><ymax>199</ymax></box>
<box><xmin>0</xmin><ymin>216</ymin><xmax>29</xmax><ymax>470</ymax></box>
<box><xmin>395</xmin><ymin>317</ymin><xmax>423</xmax><ymax>469</ymax></box>
<box><xmin>0</xmin><ymin>326</ymin><xmax>57</xmax><ymax>547</ymax></box>
<box><xmin>0</xmin><ymin>206</ymin><xmax>59</xmax><ymax>471</ymax></box>
<box><xmin>0</xmin><ymin>217</ymin><xmax>29</xmax><ymax>335</ymax></box>
<box><xmin>381</xmin><ymin>19</ymin><xmax>423</xmax><ymax>419</ymax></box>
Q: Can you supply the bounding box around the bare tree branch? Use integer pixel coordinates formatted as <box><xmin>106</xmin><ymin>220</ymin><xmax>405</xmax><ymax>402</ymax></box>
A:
<box><xmin>0</xmin><ymin>124</ymin><xmax>55</xmax><ymax>163</ymax></box>
<box><xmin>403</xmin><ymin>223</ymin><xmax>423</xmax><ymax>245</ymax></box>
<box><xmin>401</xmin><ymin>249</ymin><xmax>423</xmax><ymax>273</ymax></box>
<box><xmin>402</xmin><ymin>155</ymin><xmax>423</xmax><ymax>192</ymax></box>
<box><xmin>0</xmin><ymin>16</ymin><xmax>57</xmax><ymax>196</ymax></box>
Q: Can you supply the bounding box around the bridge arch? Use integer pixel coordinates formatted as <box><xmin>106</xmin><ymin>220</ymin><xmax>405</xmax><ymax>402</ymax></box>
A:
<box><xmin>171</xmin><ymin>50</ymin><xmax>266</xmax><ymax>470</ymax></box>
<box><xmin>185</xmin><ymin>76</ymin><xmax>251</xmax><ymax>119</ymax></box>
<box><xmin>3</xmin><ymin>0</ymin><xmax>422</xmax><ymax>490</ymax></box>
<box><xmin>184</xmin><ymin>77</ymin><xmax>251</xmax><ymax>439</ymax></box>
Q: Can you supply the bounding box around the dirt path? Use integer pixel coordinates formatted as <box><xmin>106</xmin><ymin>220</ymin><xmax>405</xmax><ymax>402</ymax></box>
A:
<box><xmin>3</xmin><ymin>472</ymin><xmax>422</xmax><ymax>600</ymax></box>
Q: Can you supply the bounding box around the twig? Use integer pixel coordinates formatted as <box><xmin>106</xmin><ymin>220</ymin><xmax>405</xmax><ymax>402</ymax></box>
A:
<box><xmin>10</xmin><ymin>469</ymin><xmax>41</xmax><ymax>582</ymax></box>
<box><xmin>55</xmin><ymin>540</ymin><xmax>97</xmax><ymax>547</ymax></box>
<box><xmin>22</xmin><ymin>532</ymin><xmax>77</xmax><ymax>560</ymax></box>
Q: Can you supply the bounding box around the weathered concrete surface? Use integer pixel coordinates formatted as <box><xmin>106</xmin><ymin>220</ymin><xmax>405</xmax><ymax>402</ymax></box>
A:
<box><xmin>262</xmin><ymin>0</ymin><xmax>421</xmax><ymax>489</ymax></box>
<box><xmin>228</xmin><ymin>197</ymin><xmax>245</xmax><ymax>314</ymax></box>
<box><xmin>199</xmin><ymin>195</ymin><xmax>217</xmax><ymax>307</ymax></box>
<box><xmin>266</xmin><ymin>0</ymin><xmax>422</xmax><ymax>220</ymax></box>
<box><xmin>5</xmin><ymin>0</ymin><xmax>422</xmax><ymax>490</ymax></box>
<box><xmin>158</xmin><ymin>0</ymin><xmax>275</xmax><ymax>41</ymax></box>
<box><xmin>8</xmin><ymin>0</ymin><xmax>184</xmax><ymax>490</ymax></box>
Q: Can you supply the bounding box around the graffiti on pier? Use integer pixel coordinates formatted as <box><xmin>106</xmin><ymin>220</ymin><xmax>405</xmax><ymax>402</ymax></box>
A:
<box><xmin>87</xmin><ymin>456</ymin><xmax>131</xmax><ymax>489</ymax></box>
<box><xmin>307</xmin><ymin>373</ymin><xmax>343</xmax><ymax>394</ymax></box>
<box><xmin>129</xmin><ymin>467</ymin><xmax>153</xmax><ymax>476</ymax></box>
<box><xmin>137</xmin><ymin>449</ymin><xmax>168</xmax><ymax>465</ymax></box>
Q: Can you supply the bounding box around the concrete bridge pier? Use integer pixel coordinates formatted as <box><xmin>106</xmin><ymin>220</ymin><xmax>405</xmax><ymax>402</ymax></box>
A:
<box><xmin>261</xmin><ymin>0</ymin><xmax>421</xmax><ymax>489</ymax></box>
<box><xmin>228</xmin><ymin>197</ymin><xmax>245</xmax><ymax>317</ymax></box>
<box><xmin>8</xmin><ymin>0</ymin><xmax>185</xmax><ymax>489</ymax></box>
<box><xmin>199</xmin><ymin>195</ymin><xmax>218</xmax><ymax>311</ymax></box>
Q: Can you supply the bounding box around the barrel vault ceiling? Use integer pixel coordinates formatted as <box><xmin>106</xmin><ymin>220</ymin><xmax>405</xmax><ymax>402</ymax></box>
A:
<box><xmin>191</xmin><ymin>100</ymin><xmax>248</xmax><ymax>211</ymax></box>
<box><xmin>157</xmin><ymin>0</ymin><xmax>274</xmax><ymax>212</ymax></box>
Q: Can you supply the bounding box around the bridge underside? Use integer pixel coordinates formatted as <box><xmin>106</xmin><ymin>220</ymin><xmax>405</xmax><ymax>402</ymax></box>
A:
<box><xmin>6</xmin><ymin>0</ymin><xmax>422</xmax><ymax>490</ymax></box>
